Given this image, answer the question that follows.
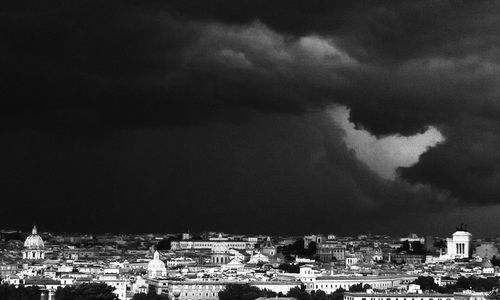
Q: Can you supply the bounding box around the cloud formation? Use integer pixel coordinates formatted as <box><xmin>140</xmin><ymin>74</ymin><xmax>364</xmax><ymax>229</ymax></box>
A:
<box><xmin>331</xmin><ymin>106</ymin><xmax>444</xmax><ymax>179</ymax></box>
<box><xmin>2</xmin><ymin>0</ymin><xmax>500</xmax><ymax>233</ymax></box>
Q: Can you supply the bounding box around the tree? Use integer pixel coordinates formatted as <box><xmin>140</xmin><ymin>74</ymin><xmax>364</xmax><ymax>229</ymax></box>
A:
<box><xmin>218</xmin><ymin>284</ymin><xmax>263</xmax><ymax>300</ymax></box>
<box><xmin>306</xmin><ymin>242</ymin><xmax>318</xmax><ymax>256</ymax></box>
<box><xmin>399</xmin><ymin>240</ymin><xmax>411</xmax><ymax>253</ymax></box>
<box><xmin>344</xmin><ymin>284</ymin><xmax>371</xmax><ymax>293</ymax></box>
<box><xmin>434</xmin><ymin>240</ymin><xmax>447</xmax><ymax>249</ymax></box>
<box><xmin>286</xmin><ymin>286</ymin><xmax>310</xmax><ymax>300</ymax></box>
<box><xmin>277</xmin><ymin>263</ymin><xmax>300</xmax><ymax>273</ymax></box>
<box><xmin>412</xmin><ymin>276</ymin><xmax>440</xmax><ymax>292</ymax></box>
<box><xmin>330</xmin><ymin>288</ymin><xmax>345</xmax><ymax>300</ymax></box>
<box><xmin>492</xmin><ymin>256</ymin><xmax>500</xmax><ymax>267</ymax></box>
<box><xmin>133</xmin><ymin>292</ymin><xmax>170</xmax><ymax>300</ymax></box>
<box><xmin>453</xmin><ymin>276</ymin><xmax>500</xmax><ymax>292</ymax></box>
<box><xmin>310</xmin><ymin>289</ymin><xmax>328</xmax><ymax>300</ymax></box>
<box><xmin>261</xmin><ymin>289</ymin><xmax>277</xmax><ymax>298</ymax></box>
<box><xmin>0</xmin><ymin>284</ymin><xmax>40</xmax><ymax>300</ymax></box>
<box><xmin>55</xmin><ymin>283</ymin><xmax>118</xmax><ymax>300</ymax></box>
<box><xmin>398</xmin><ymin>241</ymin><xmax>426</xmax><ymax>255</ymax></box>
<box><xmin>156</xmin><ymin>239</ymin><xmax>172</xmax><ymax>250</ymax></box>
<box><xmin>410</xmin><ymin>241</ymin><xmax>426</xmax><ymax>254</ymax></box>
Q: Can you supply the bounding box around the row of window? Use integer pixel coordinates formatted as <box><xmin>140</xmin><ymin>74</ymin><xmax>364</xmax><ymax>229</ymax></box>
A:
<box><xmin>175</xmin><ymin>242</ymin><xmax>247</xmax><ymax>248</ymax></box>
<box><xmin>174</xmin><ymin>285</ymin><xmax>224</xmax><ymax>290</ymax></box>
<box><xmin>315</xmin><ymin>282</ymin><xmax>392</xmax><ymax>290</ymax></box>
<box><xmin>183</xmin><ymin>292</ymin><xmax>217</xmax><ymax>298</ymax></box>
<box><xmin>353</xmin><ymin>297</ymin><xmax>451</xmax><ymax>300</ymax></box>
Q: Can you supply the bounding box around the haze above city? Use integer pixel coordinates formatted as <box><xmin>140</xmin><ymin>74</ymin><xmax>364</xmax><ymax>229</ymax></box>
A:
<box><xmin>2</xmin><ymin>1</ymin><xmax>500</xmax><ymax>236</ymax></box>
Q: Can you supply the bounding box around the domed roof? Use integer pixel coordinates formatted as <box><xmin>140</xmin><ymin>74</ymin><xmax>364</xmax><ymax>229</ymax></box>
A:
<box><xmin>24</xmin><ymin>226</ymin><xmax>44</xmax><ymax>250</ymax></box>
<box><xmin>261</xmin><ymin>236</ymin><xmax>275</xmax><ymax>249</ymax></box>
<box><xmin>147</xmin><ymin>251</ymin><xmax>166</xmax><ymax>271</ymax></box>
<box><xmin>483</xmin><ymin>258</ymin><xmax>493</xmax><ymax>268</ymax></box>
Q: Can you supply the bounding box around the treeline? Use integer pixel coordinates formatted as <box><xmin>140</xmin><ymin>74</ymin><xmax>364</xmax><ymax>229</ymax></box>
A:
<box><xmin>277</xmin><ymin>263</ymin><xmax>301</xmax><ymax>273</ymax></box>
<box><xmin>278</xmin><ymin>238</ymin><xmax>317</xmax><ymax>261</ymax></box>
<box><xmin>219</xmin><ymin>283</ymin><xmax>371</xmax><ymax>300</ymax></box>
<box><xmin>0</xmin><ymin>283</ymin><xmax>119</xmax><ymax>300</ymax></box>
<box><xmin>413</xmin><ymin>276</ymin><xmax>500</xmax><ymax>293</ymax></box>
<box><xmin>132</xmin><ymin>292</ymin><xmax>170</xmax><ymax>300</ymax></box>
<box><xmin>397</xmin><ymin>241</ymin><xmax>426</xmax><ymax>255</ymax></box>
<box><xmin>0</xmin><ymin>284</ymin><xmax>40</xmax><ymax>300</ymax></box>
<box><xmin>55</xmin><ymin>283</ymin><xmax>118</xmax><ymax>300</ymax></box>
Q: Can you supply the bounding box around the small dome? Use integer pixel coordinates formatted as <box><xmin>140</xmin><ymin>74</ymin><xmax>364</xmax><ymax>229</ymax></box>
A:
<box><xmin>483</xmin><ymin>258</ymin><xmax>493</xmax><ymax>268</ymax></box>
<box><xmin>24</xmin><ymin>226</ymin><xmax>44</xmax><ymax>250</ymax></box>
<box><xmin>148</xmin><ymin>258</ymin><xmax>166</xmax><ymax>270</ymax></box>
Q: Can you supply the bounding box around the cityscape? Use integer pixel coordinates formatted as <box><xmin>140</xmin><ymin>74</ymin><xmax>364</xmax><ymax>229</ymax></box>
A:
<box><xmin>1</xmin><ymin>225</ymin><xmax>500</xmax><ymax>300</ymax></box>
<box><xmin>4</xmin><ymin>0</ymin><xmax>500</xmax><ymax>300</ymax></box>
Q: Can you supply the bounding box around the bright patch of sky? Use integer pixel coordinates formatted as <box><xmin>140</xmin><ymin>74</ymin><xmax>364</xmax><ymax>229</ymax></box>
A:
<box><xmin>330</xmin><ymin>106</ymin><xmax>445</xmax><ymax>179</ymax></box>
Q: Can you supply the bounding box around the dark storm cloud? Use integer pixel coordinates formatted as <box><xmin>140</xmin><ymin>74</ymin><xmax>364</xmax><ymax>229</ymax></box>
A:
<box><xmin>3</xmin><ymin>0</ymin><xmax>500</xmax><ymax>132</ymax></box>
<box><xmin>3</xmin><ymin>0</ymin><xmax>500</xmax><ymax>233</ymax></box>
<box><xmin>0</xmin><ymin>112</ymin><xmax>453</xmax><ymax>235</ymax></box>
<box><xmin>399</xmin><ymin>119</ymin><xmax>500</xmax><ymax>206</ymax></box>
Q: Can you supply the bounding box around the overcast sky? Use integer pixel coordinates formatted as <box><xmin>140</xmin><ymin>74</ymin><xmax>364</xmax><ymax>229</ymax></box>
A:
<box><xmin>2</xmin><ymin>1</ymin><xmax>500</xmax><ymax>236</ymax></box>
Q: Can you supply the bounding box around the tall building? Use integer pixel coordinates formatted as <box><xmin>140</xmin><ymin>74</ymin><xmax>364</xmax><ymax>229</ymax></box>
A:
<box><xmin>446</xmin><ymin>225</ymin><xmax>472</xmax><ymax>259</ymax></box>
<box><xmin>22</xmin><ymin>226</ymin><xmax>45</xmax><ymax>260</ymax></box>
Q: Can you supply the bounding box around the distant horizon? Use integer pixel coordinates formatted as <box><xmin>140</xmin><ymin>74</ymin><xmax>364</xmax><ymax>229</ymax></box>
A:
<box><xmin>2</xmin><ymin>227</ymin><xmax>496</xmax><ymax>240</ymax></box>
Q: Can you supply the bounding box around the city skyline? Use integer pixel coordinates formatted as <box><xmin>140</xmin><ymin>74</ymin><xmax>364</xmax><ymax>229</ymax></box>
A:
<box><xmin>3</xmin><ymin>1</ymin><xmax>500</xmax><ymax>236</ymax></box>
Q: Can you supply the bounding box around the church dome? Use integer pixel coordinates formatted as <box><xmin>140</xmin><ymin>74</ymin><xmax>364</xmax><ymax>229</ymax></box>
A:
<box><xmin>24</xmin><ymin>226</ymin><xmax>44</xmax><ymax>250</ymax></box>
<box><xmin>147</xmin><ymin>251</ymin><xmax>166</xmax><ymax>278</ymax></box>
<box><xmin>482</xmin><ymin>258</ymin><xmax>493</xmax><ymax>268</ymax></box>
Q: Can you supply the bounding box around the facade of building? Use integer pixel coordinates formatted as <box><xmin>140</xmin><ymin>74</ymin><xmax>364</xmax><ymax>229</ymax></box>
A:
<box><xmin>318</xmin><ymin>242</ymin><xmax>346</xmax><ymax>262</ymax></box>
<box><xmin>147</xmin><ymin>251</ymin><xmax>167</xmax><ymax>279</ymax></box>
<box><xmin>148</xmin><ymin>279</ymin><xmax>228</xmax><ymax>300</ymax></box>
<box><xmin>454</xmin><ymin>291</ymin><xmax>489</xmax><ymax>300</ymax></box>
<box><xmin>210</xmin><ymin>252</ymin><xmax>231</xmax><ymax>264</ymax></box>
<box><xmin>23</xmin><ymin>226</ymin><xmax>45</xmax><ymax>260</ymax></box>
<box><xmin>389</xmin><ymin>254</ymin><xmax>426</xmax><ymax>265</ymax></box>
<box><xmin>302</xmin><ymin>275</ymin><xmax>418</xmax><ymax>292</ymax></box>
<box><xmin>0</xmin><ymin>263</ymin><xmax>18</xmax><ymax>278</ymax></box>
<box><xmin>344</xmin><ymin>292</ymin><xmax>454</xmax><ymax>300</ymax></box>
<box><xmin>304</xmin><ymin>235</ymin><xmax>325</xmax><ymax>248</ymax></box>
<box><xmin>260</xmin><ymin>237</ymin><xmax>277</xmax><ymax>257</ymax></box>
<box><xmin>170</xmin><ymin>239</ymin><xmax>255</xmax><ymax>252</ymax></box>
<box><xmin>446</xmin><ymin>229</ymin><xmax>472</xmax><ymax>259</ymax></box>
<box><xmin>148</xmin><ymin>279</ymin><xmax>300</xmax><ymax>300</ymax></box>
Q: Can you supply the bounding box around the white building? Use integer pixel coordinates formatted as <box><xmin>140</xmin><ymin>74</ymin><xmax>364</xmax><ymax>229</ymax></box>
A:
<box><xmin>296</xmin><ymin>270</ymin><xmax>417</xmax><ymax>293</ymax></box>
<box><xmin>23</xmin><ymin>226</ymin><xmax>45</xmax><ymax>260</ymax></box>
<box><xmin>170</xmin><ymin>234</ymin><xmax>256</xmax><ymax>252</ymax></box>
<box><xmin>166</xmin><ymin>257</ymin><xmax>196</xmax><ymax>268</ymax></box>
<box><xmin>446</xmin><ymin>228</ymin><xmax>472</xmax><ymax>259</ymax></box>
<box><xmin>248</xmin><ymin>252</ymin><xmax>270</xmax><ymax>264</ymax></box>
<box><xmin>147</xmin><ymin>251</ymin><xmax>167</xmax><ymax>278</ymax></box>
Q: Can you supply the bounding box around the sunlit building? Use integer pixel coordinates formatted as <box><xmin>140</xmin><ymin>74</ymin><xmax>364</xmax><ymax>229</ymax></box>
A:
<box><xmin>22</xmin><ymin>226</ymin><xmax>45</xmax><ymax>260</ymax></box>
